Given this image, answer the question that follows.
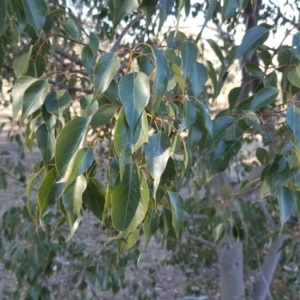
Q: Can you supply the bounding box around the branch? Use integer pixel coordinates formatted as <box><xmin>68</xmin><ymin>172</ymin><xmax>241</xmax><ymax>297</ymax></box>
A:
<box><xmin>110</xmin><ymin>13</ymin><xmax>145</xmax><ymax>52</ymax></box>
<box><xmin>251</xmin><ymin>235</ymin><xmax>289</xmax><ymax>300</ymax></box>
<box><xmin>55</xmin><ymin>48</ymin><xmax>83</xmax><ymax>66</ymax></box>
<box><xmin>185</xmin><ymin>233</ymin><xmax>214</xmax><ymax>248</ymax></box>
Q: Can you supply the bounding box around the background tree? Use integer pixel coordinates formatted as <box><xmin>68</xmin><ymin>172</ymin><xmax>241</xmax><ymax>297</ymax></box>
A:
<box><xmin>1</xmin><ymin>0</ymin><xmax>300</xmax><ymax>299</ymax></box>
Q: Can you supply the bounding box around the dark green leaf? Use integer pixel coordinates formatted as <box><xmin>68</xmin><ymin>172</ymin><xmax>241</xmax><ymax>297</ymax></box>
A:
<box><xmin>89</xmin><ymin>32</ymin><xmax>99</xmax><ymax>56</ymax></box>
<box><xmin>144</xmin><ymin>209</ymin><xmax>160</xmax><ymax>247</ymax></box>
<box><xmin>111</xmin><ymin>162</ymin><xmax>149</xmax><ymax>232</ymax></box>
<box><xmin>36</xmin><ymin>123</ymin><xmax>55</xmax><ymax>167</ymax></box>
<box><xmin>45</xmin><ymin>90</ymin><xmax>71</xmax><ymax>120</ymax></box>
<box><xmin>144</xmin><ymin>132</ymin><xmax>171</xmax><ymax>198</ymax></box>
<box><xmin>236</xmin><ymin>26</ymin><xmax>269</xmax><ymax>59</ymax></box>
<box><xmin>210</xmin><ymin>139</ymin><xmax>242</xmax><ymax>177</ymax></box>
<box><xmin>167</xmin><ymin>30</ymin><xmax>185</xmax><ymax>50</ymax></box>
<box><xmin>119</xmin><ymin>72</ymin><xmax>150</xmax><ymax>134</ymax></box>
<box><xmin>62</xmin><ymin>175</ymin><xmax>87</xmax><ymax>239</ymax></box>
<box><xmin>256</xmin><ymin>147</ymin><xmax>269</xmax><ymax>165</ymax></box>
<box><xmin>245</xmin><ymin>63</ymin><xmax>264</xmax><ymax>77</ymax></box>
<box><xmin>248</xmin><ymin>87</ymin><xmax>278</xmax><ymax>110</ymax></box>
<box><xmin>181</xmin><ymin>100</ymin><xmax>196</xmax><ymax>132</ymax></box>
<box><xmin>188</xmin><ymin>62</ymin><xmax>207</xmax><ymax>98</ymax></box>
<box><xmin>65</xmin><ymin>147</ymin><xmax>94</xmax><ymax>186</ymax></box>
<box><xmin>287</xmin><ymin>106</ymin><xmax>300</xmax><ymax>145</ymax></box>
<box><xmin>119</xmin><ymin>72</ymin><xmax>150</xmax><ymax>135</ymax></box>
<box><xmin>83</xmin><ymin>177</ymin><xmax>105</xmax><ymax>220</ymax></box>
<box><xmin>11</xmin><ymin>76</ymin><xmax>37</xmax><ymax>122</ymax></box>
<box><xmin>181</xmin><ymin>41</ymin><xmax>198</xmax><ymax>80</ymax></box>
<box><xmin>109</xmin><ymin>0</ymin><xmax>139</xmax><ymax>27</ymax></box>
<box><xmin>222</xmin><ymin>0</ymin><xmax>239</xmax><ymax>21</ymax></box>
<box><xmin>206</xmin><ymin>60</ymin><xmax>218</xmax><ymax>98</ymax></box>
<box><xmin>38</xmin><ymin>168</ymin><xmax>64</xmax><ymax>219</ymax></box>
<box><xmin>159</xmin><ymin>0</ymin><xmax>175</xmax><ymax>30</ymax></box>
<box><xmin>207</xmin><ymin>39</ymin><xmax>225</xmax><ymax>65</ymax></box>
<box><xmin>168</xmin><ymin>192</ymin><xmax>184</xmax><ymax>238</ymax></box>
<box><xmin>13</xmin><ymin>46</ymin><xmax>32</xmax><ymax>78</ymax></box>
<box><xmin>288</xmin><ymin>64</ymin><xmax>300</xmax><ymax>89</ymax></box>
<box><xmin>117</xmin><ymin>229</ymin><xmax>139</xmax><ymax>254</ymax></box>
<box><xmin>23</xmin><ymin>0</ymin><xmax>47</xmax><ymax>34</ymax></box>
<box><xmin>82</xmin><ymin>45</ymin><xmax>96</xmax><ymax>75</ymax></box>
<box><xmin>278</xmin><ymin>186</ymin><xmax>295</xmax><ymax>227</ymax></box>
<box><xmin>61</xmin><ymin>18</ymin><xmax>81</xmax><ymax>40</ymax></box>
<box><xmin>21</xmin><ymin>80</ymin><xmax>49</xmax><ymax>123</ymax></box>
<box><xmin>264</xmin><ymin>71</ymin><xmax>277</xmax><ymax>88</ymax></box>
<box><xmin>55</xmin><ymin>117</ymin><xmax>90</xmax><ymax>179</ymax></box>
<box><xmin>91</xmin><ymin>104</ymin><xmax>119</xmax><ymax>127</ymax></box>
<box><xmin>93</xmin><ymin>53</ymin><xmax>120</xmax><ymax>100</ymax></box>
<box><xmin>197</xmin><ymin>0</ymin><xmax>217</xmax><ymax>41</ymax></box>
<box><xmin>114</xmin><ymin>108</ymin><xmax>148</xmax><ymax>154</ymax></box>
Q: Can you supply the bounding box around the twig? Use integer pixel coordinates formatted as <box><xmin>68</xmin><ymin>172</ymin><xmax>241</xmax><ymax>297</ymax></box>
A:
<box><xmin>185</xmin><ymin>233</ymin><xmax>214</xmax><ymax>248</ymax></box>
<box><xmin>110</xmin><ymin>14</ymin><xmax>145</xmax><ymax>52</ymax></box>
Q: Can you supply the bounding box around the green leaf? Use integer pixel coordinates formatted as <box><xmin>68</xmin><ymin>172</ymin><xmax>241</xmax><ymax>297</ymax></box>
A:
<box><xmin>170</xmin><ymin>63</ymin><xmax>185</xmax><ymax>92</ymax></box>
<box><xmin>36</xmin><ymin>123</ymin><xmax>55</xmax><ymax>167</ymax></box>
<box><xmin>199</xmin><ymin>103</ymin><xmax>213</xmax><ymax>137</ymax></box>
<box><xmin>245</xmin><ymin>63</ymin><xmax>264</xmax><ymax>77</ymax></box>
<box><xmin>206</xmin><ymin>60</ymin><xmax>218</xmax><ymax>99</ymax></box>
<box><xmin>82</xmin><ymin>45</ymin><xmax>96</xmax><ymax>75</ymax></box>
<box><xmin>236</xmin><ymin>26</ymin><xmax>269</xmax><ymax>59</ymax></box>
<box><xmin>62</xmin><ymin>175</ymin><xmax>87</xmax><ymax>239</ymax></box>
<box><xmin>89</xmin><ymin>32</ymin><xmax>99</xmax><ymax>56</ymax></box>
<box><xmin>188</xmin><ymin>62</ymin><xmax>207</xmax><ymax>98</ymax></box>
<box><xmin>46</xmin><ymin>8</ymin><xmax>65</xmax><ymax>17</ymax></box>
<box><xmin>181</xmin><ymin>100</ymin><xmax>196</xmax><ymax>132</ymax></box>
<box><xmin>65</xmin><ymin>147</ymin><xmax>94</xmax><ymax>187</ymax></box>
<box><xmin>264</xmin><ymin>71</ymin><xmax>277</xmax><ymax>88</ymax></box>
<box><xmin>144</xmin><ymin>132</ymin><xmax>171</xmax><ymax>198</ymax></box>
<box><xmin>222</xmin><ymin>0</ymin><xmax>239</xmax><ymax>21</ymax></box>
<box><xmin>181</xmin><ymin>40</ymin><xmax>198</xmax><ymax>80</ymax></box>
<box><xmin>12</xmin><ymin>76</ymin><xmax>37</xmax><ymax>122</ymax></box>
<box><xmin>38</xmin><ymin>168</ymin><xmax>64</xmax><ymax>220</ymax></box>
<box><xmin>197</xmin><ymin>0</ymin><xmax>217</xmax><ymax>41</ymax></box>
<box><xmin>55</xmin><ymin>117</ymin><xmax>90</xmax><ymax>179</ymax></box>
<box><xmin>288</xmin><ymin>64</ymin><xmax>300</xmax><ymax>89</ymax></box>
<box><xmin>278</xmin><ymin>186</ymin><xmax>295</xmax><ymax>227</ymax></box>
<box><xmin>167</xmin><ymin>30</ymin><xmax>186</xmax><ymax>50</ymax></box>
<box><xmin>248</xmin><ymin>87</ymin><xmax>278</xmax><ymax>110</ymax></box>
<box><xmin>119</xmin><ymin>72</ymin><xmax>150</xmax><ymax>134</ymax></box>
<box><xmin>61</xmin><ymin>18</ymin><xmax>81</xmax><ymax>40</ymax></box>
<box><xmin>21</xmin><ymin>80</ymin><xmax>49</xmax><ymax>123</ymax></box>
<box><xmin>26</xmin><ymin>173</ymin><xmax>39</xmax><ymax>201</ymax></box>
<box><xmin>117</xmin><ymin>229</ymin><xmax>139</xmax><ymax>254</ymax></box>
<box><xmin>109</xmin><ymin>0</ymin><xmax>139</xmax><ymax>27</ymax></box>
<box><xmin>287</xmin><ymin>106</ymin><xmax>300</xmax><ymax>142</ymax></box>
<box><xmin>111</xmin><ymin>162</ymin><xmax>149</xmax><ymax>232</ymax></box>
<box><xmin>114</xmin><ymin>108</ymin><xmax>148</xmax><ymax>154</ymax></box>
<box><xmin>213</xmin><ymin>116</ymin><xmax>236</xmax><ymax>141</ymax></box>
<box><xmin>256</xmin><ymin>147</ymin><xmax>269</xmax><ymax>165</ymax></box>
<box><xmin>207</xmin><ymin>39</ymin><xmax>225</xmax><ymax>65</ymax></box>
<box><xmin>13</xmin><ymin>46</ymin><xmax>33</xmax><ymax>78</ymax></box>
<box><xmin>168</xmin><ymin>192</ymin><xmax>184</xmax><ymax>238</ymax></box>
<box><xmin>152</xmin><ymin>47</ymin><xmax>169</xmax><ymax>108</ymax></box>
<box><xmin>45</xmin><ymin>90</ymin><xmax>71</xmax><ymax>120</ymax></box>
<box><xmin>91</xmin><ymin>104</ymin><xmax>119</xmax><ymax>127</ymax></box>
<box><xmin>0</xmin><ymin>1</ymin><xmax>7</xmax><ymax>36</ymax></box>
<box><xmin>83</xmin><ymin>177</ymin><xmax>105</xmax><ymax>220</ymax></box>
<box><xmin>23</xmin><ymin>0</ymin><xmax>47</xmax><ymax>34</ymax></box>
<box><xmin>93</xmin><ymin>53</ymin><xmax>120</xmax><ymax>100</ymax></box>
<box><xmin>210</xmin><ymin>139</ymin><xmax>242</xmax><ymax>177</ymax></box>
<box><xmin>159</xmin><ymin>0</ymin><xmax>175</xmax><ymax>30</ymax></box>
<box><xmin>144</xmin><ymin>209</ymin><xmax>160</xmax><ymax>247</ymax></box>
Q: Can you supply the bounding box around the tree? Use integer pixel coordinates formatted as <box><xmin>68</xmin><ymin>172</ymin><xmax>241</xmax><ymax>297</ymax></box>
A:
<box><xmin>1</xmin><ymin>0</ymin><xmax>300</xmax><ymax>299</ymax></box>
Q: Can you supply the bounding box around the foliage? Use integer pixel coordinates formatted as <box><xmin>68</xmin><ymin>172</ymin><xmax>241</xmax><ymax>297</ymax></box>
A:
<box><xmin>1</xmin><ymin>0</ymin><xmax>300</xmax><ymax>298</ymax></box>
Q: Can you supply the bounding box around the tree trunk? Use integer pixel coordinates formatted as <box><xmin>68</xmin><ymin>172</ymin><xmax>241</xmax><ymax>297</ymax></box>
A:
<box><xmin>217</xmin><ymin>236</ymin><xmax>245</xmax><ymax>300</ymax></box>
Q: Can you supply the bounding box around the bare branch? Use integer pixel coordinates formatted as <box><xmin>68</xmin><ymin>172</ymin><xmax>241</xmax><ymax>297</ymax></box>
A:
<box><xmin>185</xmin><ymin>233</ymin><xmax>214</xmax><ymax>248</ymax></box>
<box><xmin>251</xmin><ymin>235</ymin><xmax>289</xmax><ymax>300</ymax></box>
<box><xmin>110</xmin><ymin>14</ymin><xmax>145</xmax><ymax>52</ymax></box>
